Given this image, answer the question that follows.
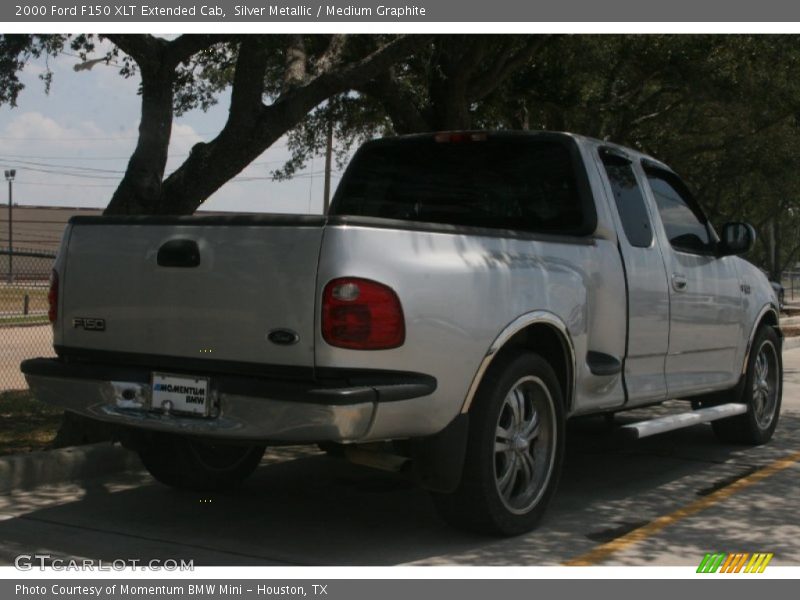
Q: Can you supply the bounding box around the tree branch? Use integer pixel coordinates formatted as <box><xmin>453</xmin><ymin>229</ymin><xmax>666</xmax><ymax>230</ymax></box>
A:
<box><xmin>469</xmin><ymin>36</ymin><xmax>549</xmax><ymax>102</ymax></box>
<box><xmin>315</xmin><ymin>34</ymin><xmax>348</xmax><ymax>74</ymax></box>
<box><xmin>102</xmin><ymin>34</ymin><xmax>165</xmax><ymax>65</ymax></box>
<box><xmin>161</xmin><ymin>34</ymin><xmax>427</xmax><ymax>214</ymax></box>
<box><xmin>165</xmin><ymin>34</ymin><xmax>230</xmax><ymax>66</ymax></box>
<box><xmin>283</xmin><ymin>34</ymin><xmax>307</xmax><ymax>90</ymax></box>
<box><xmin>355</xmin><ymin>69</ymin><xmax>429</xmax><ymax>134</ymax></box>
<box><xmin>228</xmin><ymin>37</ymin><xmax>270</xmax><ymax>122</ymax></box>
<box><xmin>103</xmin><ymin>34</ymin><xmax>227</xmax><ymax>214</ymax></box>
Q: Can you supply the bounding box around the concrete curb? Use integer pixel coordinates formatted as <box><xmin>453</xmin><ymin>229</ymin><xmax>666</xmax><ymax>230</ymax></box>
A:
<box><xmin>0</xmin><ymin>442</ymin><xmax>142</xmax><ymax>494</ymax></box>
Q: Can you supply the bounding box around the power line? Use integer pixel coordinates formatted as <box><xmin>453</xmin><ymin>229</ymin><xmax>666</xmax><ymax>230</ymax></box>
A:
<box><xmin>10</xmin><ymin>176</ymin><xmax>338</xmax><ymax>191</ymax></box>
<box><xmin>0</xmin><ymin>151</ymin><xmax>289</xmax><ymax>163</ymax></box>
<box><xmin>0</xmin><ymin>131</ymin><xmax>219</xmax><ymax>142</ymax></box>
<box><xmin>13</xmin><ymin>181</ymin><xmax>117</xmax><ymax>188</ymax></box>
<box><xmin>15</xmin><ymin>166</ymin><xmax>120</xmax><ymax>180</ymax></box>
<box><xmin>9</xmin><ymin>166</ymin><xmax>340</xmax><ymax>184</ymax></box>
<box><xmin>0</xmin><ymin>152</ymin><xmax>151</xmax><ymax>161</ymax></box>
<box><xmin>0</xmin><ymin>155</ymin><xmax>291</xmax><ymax>171</ymax></box>
<box><xmin>0</xmin><ymin>156</ymin><xmax>125</xmax><ymax>174</ymax></box>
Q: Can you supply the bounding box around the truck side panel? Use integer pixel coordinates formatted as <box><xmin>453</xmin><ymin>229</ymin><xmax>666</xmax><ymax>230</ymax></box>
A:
<box><xmin>315</xmin><ymin>224</ymin><xmax>628</xmax><ymax>440</ymax></box>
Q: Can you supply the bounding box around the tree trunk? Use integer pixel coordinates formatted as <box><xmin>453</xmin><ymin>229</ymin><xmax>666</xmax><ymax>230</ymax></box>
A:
<box><xmin>429</xmin><ymin>62</ymin><xmax>471</xmax><ymax>129</ymax></box>
<box><xmin>104</xmin><ymin>63</ymin><xmax>175</xmax><ymax>214</ymax></box>
<box><xmin>160</xmin><ymin>97</ymin><xmax>315</xmax><ymax>214</ymax></box>
<box><xmin>101</xmin><ymin>34</ymin><xmax>230</xmax><ymax>215</ymax></box>
<box><xmin>161</xmin><ymin>35</ymin><xmax>424</xmax><ymax>214</ymax></box>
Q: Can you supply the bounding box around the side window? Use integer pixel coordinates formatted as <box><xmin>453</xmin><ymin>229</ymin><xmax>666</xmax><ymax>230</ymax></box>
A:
<box><xmin>600</xmin><ymin>151</ymin><xmax>653</xmax><ymax>248</ymax></box>
<box><xmin>645</xmin><ymin>168</ymin><xmax>711</xmax><ymax>254</ymax></box>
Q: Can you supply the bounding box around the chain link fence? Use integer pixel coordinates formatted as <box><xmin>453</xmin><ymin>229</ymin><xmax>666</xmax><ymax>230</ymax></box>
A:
<box><xmin>0</xmin><ymin>247</ymin><xmax>56</xmax><ymax>391</ymax></box>
<box><xmin>780</xmin><ymin>271</ymin><xmax>800</xmax><ymax>305</ymax></box>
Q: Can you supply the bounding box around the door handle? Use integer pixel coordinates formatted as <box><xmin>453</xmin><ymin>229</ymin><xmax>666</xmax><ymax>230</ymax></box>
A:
<box><xmin>157</xmin><ymin>239</ymin><xmax>201</xmax><ymax>268</ymax></box>
<box><xmin>672</xmin><ymin>274</ymin><xmax>688</xmax><ymax>292</ymax></box>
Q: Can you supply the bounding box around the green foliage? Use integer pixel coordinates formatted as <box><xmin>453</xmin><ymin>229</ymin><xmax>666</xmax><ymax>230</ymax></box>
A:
<box><xmin>0</xmin><ymin>389</ymin><xmax>63</xmax><ymax>455</ymax></box>
<box><xmin>173</xmin><ymin>41</ymin><xmax>237</xmax><ymax>116</ymax></box>
<box><xmin>516</xmin><ymin>35</ymin><xmax>800</xmax><ymax>276</ymax></box>
<box><xmin>290</xmin><ymin>35</ymin><xmax>800</xmax><ymax>276</ymax></box>
<box><xmin>1</xmin><ymin>34</ymin><xmax>799</xmax><ymax>274</ymax></box>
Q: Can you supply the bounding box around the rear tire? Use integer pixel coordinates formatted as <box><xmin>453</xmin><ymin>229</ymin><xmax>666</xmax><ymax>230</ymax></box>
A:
<box><xmin>139</xmin><ymin>434</ymin><xmax>265</xmax><ymax>491</ymax></box>
<box><xmin>712</xmin><ymin>326</ymin><xmax>782</xmax><ymax>445</ymax></box>
<box><xmin>432</xmin><ymin>352</ymin><xmax>565</xmax><ymax>536</ymax></box>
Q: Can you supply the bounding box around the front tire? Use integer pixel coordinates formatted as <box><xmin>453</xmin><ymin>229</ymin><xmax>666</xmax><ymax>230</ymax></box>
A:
<box><xmin>139</xmin><ymin>434</ymin><xmax>265</xmax><ymax>491</ymax></box>
<box><xmin>433</xmin><ymin>352</ymin><xmax>565</xmax><ymax>536</ymax></box>
<box><xmin>713</xmin><ymin>326</ymin><xmax>782</xmax><ymax>445</ymax></box>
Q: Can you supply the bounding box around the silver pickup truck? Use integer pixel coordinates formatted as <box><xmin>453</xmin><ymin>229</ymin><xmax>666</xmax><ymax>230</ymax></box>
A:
<box><xmin>22</xmin><ymin>131</ymin><xmax>782</xmax><ymax>535</ymax></box>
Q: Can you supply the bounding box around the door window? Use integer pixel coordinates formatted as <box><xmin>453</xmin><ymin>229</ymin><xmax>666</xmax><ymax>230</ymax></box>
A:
<box><xmin>645</xmin><ymin>168</ymin><xmax>712</xmax><ymax>254</ymax></box>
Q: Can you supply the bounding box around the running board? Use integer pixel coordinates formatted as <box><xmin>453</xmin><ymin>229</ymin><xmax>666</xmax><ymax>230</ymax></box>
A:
<box><xmin>621</xmin><ymin>403</ymin><xmax>748</xmax><ymax>440</ymax></box>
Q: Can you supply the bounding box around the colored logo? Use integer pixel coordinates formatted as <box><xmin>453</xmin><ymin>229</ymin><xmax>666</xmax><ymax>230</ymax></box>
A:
<box><xmin>697</xmin><ymin>553</ymin><xmax>774</xmax><ymax>573</ymax></box>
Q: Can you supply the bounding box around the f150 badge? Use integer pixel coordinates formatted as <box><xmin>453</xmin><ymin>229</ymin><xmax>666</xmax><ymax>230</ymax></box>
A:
<box><xmin>72</xmin><ymin>317</ymin><xmax>106</xmax><ymax>331</ymax></box>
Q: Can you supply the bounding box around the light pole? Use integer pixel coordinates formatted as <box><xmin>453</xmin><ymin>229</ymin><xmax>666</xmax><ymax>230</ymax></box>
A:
<box><xmin>4</xmin><ymin>169</ymin><xmax>14</xmax><ymax>283</ymax></box>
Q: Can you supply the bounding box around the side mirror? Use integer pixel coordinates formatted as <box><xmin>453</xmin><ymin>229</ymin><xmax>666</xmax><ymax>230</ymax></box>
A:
<box><xmin>718</xmin><ymin>222</ymin><xmax>756</xmax><ymax>256</ymax></box>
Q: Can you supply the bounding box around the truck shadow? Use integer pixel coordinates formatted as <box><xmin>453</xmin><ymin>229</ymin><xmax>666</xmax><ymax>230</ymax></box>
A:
<box><xmin>1</xmin><ymin>409</ymin><xmax>799</xmax><ymax>566</ymax></box>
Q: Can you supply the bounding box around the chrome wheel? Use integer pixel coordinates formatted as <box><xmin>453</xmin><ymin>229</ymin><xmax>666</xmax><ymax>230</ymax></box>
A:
<box><xmin>752</xmin><ymin>340</ymin><xmax>779</xmax><ymax>429</ymax></box>
<box><xmin>493</xmin><ymin>376</ymin><xmax>556</xmax><ymax>514</ymax></box>
<box><xmin>432</xmin><ymin>352</ymin><xmax>565</xmax><ymax>535</ymax></box>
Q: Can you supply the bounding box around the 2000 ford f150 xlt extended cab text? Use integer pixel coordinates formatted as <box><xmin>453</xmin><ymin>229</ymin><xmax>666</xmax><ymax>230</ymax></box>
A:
<box><xmin>22</xmin><ymin>131</ymin><xmax>783</xmax><ymax>535</ymax></box>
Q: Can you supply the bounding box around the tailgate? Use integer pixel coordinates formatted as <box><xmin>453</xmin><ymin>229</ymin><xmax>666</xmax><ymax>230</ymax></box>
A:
<box><xmin>57</xmin><ymin>215</ymin><xmax>324</xmax><ymax>369</ymax></box>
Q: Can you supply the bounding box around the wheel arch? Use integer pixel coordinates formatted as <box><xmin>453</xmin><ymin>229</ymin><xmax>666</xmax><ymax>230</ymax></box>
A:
<box><xmin>741</xmin><ymin>303</ymin><xmax>782</xmax><ymax>376</ymax></box>
<box><xmin>460</xmin><ymin>311</ymin><xmax>575</xmax><ymax>415</ymax></box>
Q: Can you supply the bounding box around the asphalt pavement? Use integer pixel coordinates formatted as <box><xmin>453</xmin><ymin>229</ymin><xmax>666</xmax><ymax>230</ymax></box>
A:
<box><xmin>1</xmin><ymin>348</ymin><xmax>799</xmax><ymax>566</ymax></box>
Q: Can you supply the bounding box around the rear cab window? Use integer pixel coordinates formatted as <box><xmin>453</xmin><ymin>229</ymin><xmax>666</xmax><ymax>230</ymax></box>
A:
<box><xmin>330</xmin><ymin>133</ymin><xmax>597</xmax><ymax>237</ymax></box>
<box><xmin>600</xmin><ymin>149</ymin><xmax>654</xmax><ymax>249</ymax></box>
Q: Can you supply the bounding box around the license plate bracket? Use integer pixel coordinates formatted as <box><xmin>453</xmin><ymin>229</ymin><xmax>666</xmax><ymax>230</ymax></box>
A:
<box><xmin>151</xmin><ymin>372</ymin><xmax>211</xmax><ymax>416</ymax></box>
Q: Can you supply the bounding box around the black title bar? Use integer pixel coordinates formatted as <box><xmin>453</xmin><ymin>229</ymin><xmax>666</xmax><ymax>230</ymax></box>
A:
<box><xmin>5</xmin><ymin>0</ymin><xmax>800</xmax><ymax>22</ymax></box>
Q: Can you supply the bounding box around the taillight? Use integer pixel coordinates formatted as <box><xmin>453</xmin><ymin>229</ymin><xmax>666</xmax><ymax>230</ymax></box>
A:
<box><xmin>322</xmin><ymin>278</ymin><xmax>405</xmax><ymax>350</ymax></box>
<box><xmin>47</xmin><ymin>269</ymin><xmax>58</xmax><ymax>324</ymax></box>
<box><xmin>434</xmin><ymin>131</ymin><xmax>488</xmax><ymax>143</ymax></box>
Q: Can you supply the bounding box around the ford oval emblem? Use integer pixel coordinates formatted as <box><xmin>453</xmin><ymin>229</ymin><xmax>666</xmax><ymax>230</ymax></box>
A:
<box><xmin>268</xmin><ymin>329</ymin><xmax>300</xmax><ymax>346</ymax></box>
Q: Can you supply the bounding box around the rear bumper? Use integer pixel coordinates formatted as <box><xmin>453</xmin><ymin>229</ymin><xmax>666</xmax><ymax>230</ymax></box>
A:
<box><xmin>21</xmin><ymin>358</ymin><xmax>436</xmax><ymax>443</ymax></box>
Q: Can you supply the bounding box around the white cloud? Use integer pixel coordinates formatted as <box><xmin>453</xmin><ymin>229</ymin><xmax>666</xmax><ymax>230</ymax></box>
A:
<box><xmin>2</xmin><ymin>110</ymin><xmax>107</xmax><ymax>142</ymax></box>
<box><xmin>0</xmin><ymin>40</ymin><xmax>339</xmax><ymax>214</ymax></box>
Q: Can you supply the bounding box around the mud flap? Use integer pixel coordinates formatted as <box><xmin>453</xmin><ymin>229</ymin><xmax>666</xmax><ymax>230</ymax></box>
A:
<box><xmin>410</xmin><ymin>414</ymin><xmax>469</xmax><ymax>493</ymax></box>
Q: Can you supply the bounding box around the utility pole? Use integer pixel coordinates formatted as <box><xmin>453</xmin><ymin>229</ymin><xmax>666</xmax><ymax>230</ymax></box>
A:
<box><xmin>4</xmin><ymin>169</ymin><xmax>14</xmax><ymax>283</ymax></box>
<box><xmin>323</xmin><ymin>118</ymin><xmax>333</xmax><ymax>214</ymax></box>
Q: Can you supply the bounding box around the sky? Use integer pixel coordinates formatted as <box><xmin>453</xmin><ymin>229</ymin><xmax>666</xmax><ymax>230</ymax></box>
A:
<box><xmin>0</xmin><ymin>38</ymin><xmax>341</xmax><ymax>214</ymax></box>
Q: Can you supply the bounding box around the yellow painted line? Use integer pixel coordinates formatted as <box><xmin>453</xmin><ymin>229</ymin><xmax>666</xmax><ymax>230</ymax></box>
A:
<box><xmin>564</xmin><ymin>450</ymin><xmax>800</xmax><ymax>566</ymax></box>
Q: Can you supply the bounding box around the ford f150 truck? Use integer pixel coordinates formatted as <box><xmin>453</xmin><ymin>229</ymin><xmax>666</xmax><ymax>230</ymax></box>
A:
<box><xmin>22</xmin><ymin>131</ymin><xmax>782</xmax><ymax>535</ymax></box>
